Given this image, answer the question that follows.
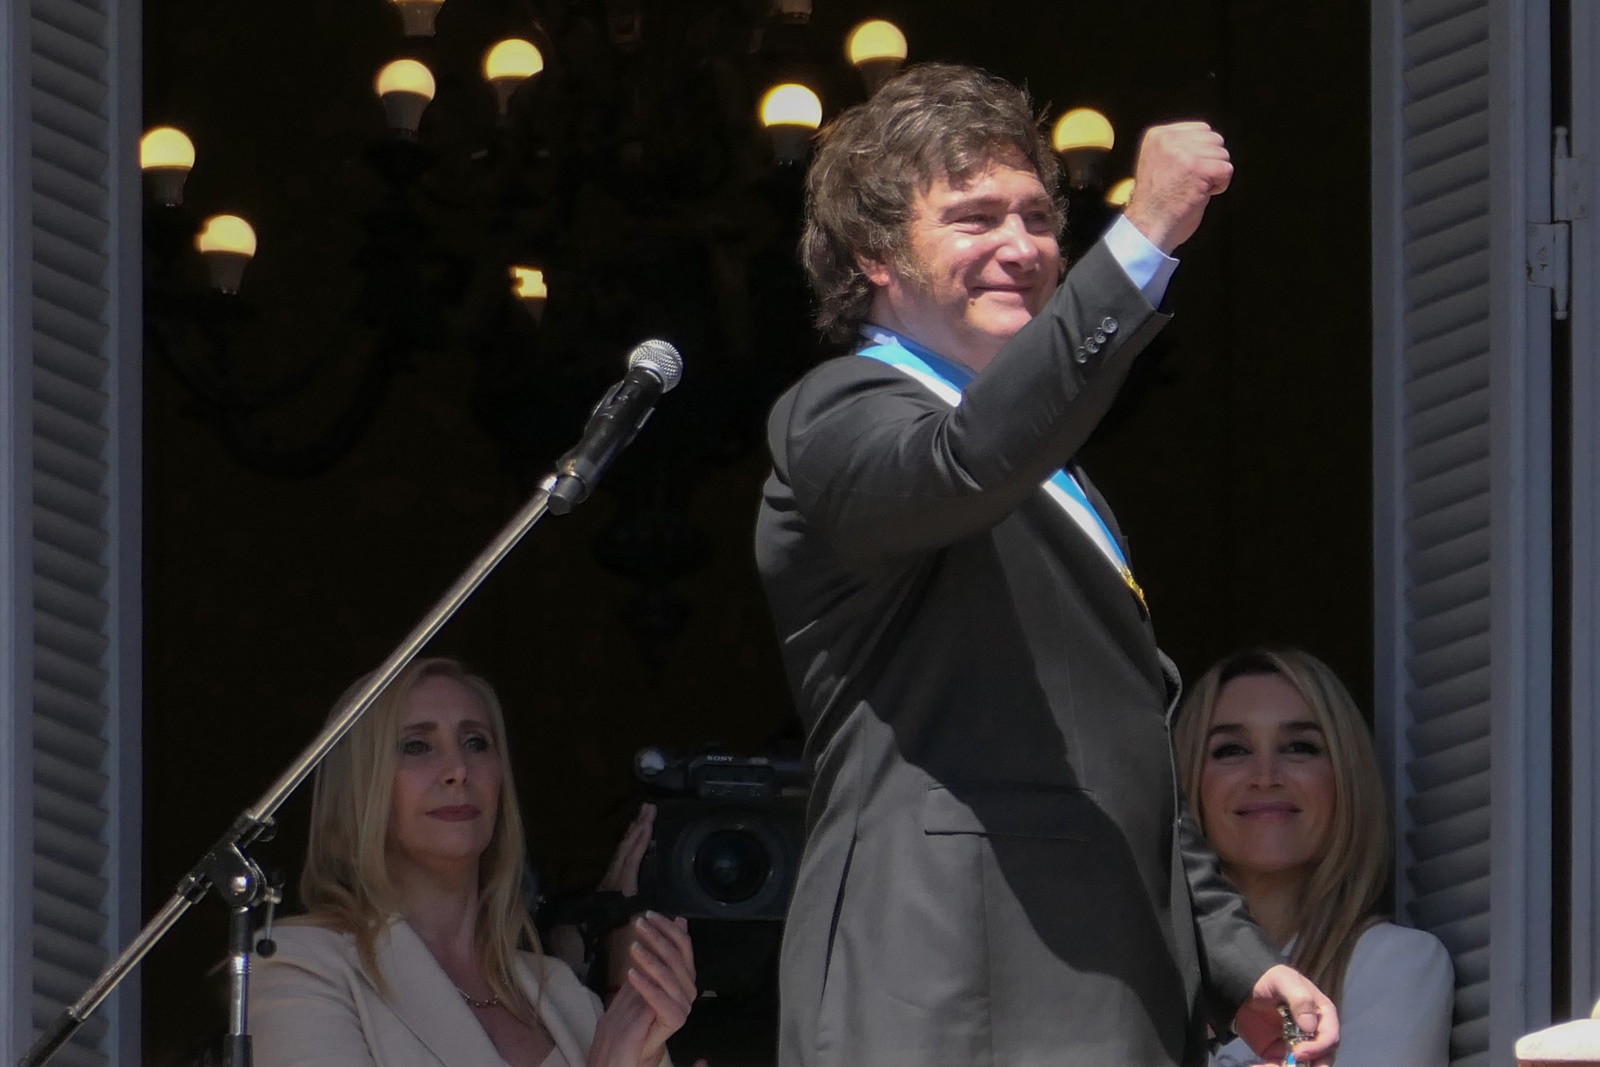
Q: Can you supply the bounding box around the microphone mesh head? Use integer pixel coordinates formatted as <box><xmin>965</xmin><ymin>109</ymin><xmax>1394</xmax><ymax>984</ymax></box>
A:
<box><xmin>628</xmin><ymin>339</ymin><xmax>684</xmax><ymax>391</ymax></box>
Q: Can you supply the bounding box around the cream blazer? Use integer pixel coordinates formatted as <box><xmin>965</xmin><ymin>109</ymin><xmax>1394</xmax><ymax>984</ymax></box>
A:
<box><xmin>252</xmin><ymin>917</ymin><xmax>607</xmax><ymax>1067</ymax></box>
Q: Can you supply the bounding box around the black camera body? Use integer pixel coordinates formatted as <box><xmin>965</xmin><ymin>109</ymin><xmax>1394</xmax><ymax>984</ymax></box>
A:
<box><xmin>635</xmin><ymin>746</ymin><xmax>807</xmax><ymax>922</ymax></box>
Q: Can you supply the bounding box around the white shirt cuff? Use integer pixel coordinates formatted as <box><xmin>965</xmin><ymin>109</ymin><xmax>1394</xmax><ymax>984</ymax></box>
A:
<box><xmin>1102</xmin><ymin>213</ymin><xmax>1179</xmax><ymax>307</ymax></box>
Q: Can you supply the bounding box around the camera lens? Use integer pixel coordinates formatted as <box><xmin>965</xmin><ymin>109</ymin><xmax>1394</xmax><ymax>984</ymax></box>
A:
<box><xmin>692</xmin><ymin>828</ymin><xmax>771</xmax><ymax>904</ymax></box>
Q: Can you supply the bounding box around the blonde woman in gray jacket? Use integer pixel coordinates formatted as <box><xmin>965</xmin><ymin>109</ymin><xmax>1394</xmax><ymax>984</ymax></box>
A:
<box><xmin>254</xmin><ymin>658</ymin><xmax>698</xmax><ymax>1067</ymax></box>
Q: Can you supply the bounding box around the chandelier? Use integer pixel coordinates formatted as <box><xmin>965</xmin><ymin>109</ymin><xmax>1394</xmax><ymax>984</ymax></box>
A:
<box><xmin>139</xmin><ymin>0</ymin><xmax>1128</xmax><ymax>661</ymax></box>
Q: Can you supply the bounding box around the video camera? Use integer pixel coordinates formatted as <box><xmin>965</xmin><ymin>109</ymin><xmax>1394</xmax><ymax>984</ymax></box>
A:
<box><xmin>634</xmin><ymin>744</ymin><xmax>807</xmax><ymax>922</ymax></box>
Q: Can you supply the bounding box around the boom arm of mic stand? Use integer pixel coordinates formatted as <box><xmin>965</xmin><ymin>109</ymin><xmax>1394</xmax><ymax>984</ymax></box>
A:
<box><xmin>19</xmin><ymin>471</ymin><xmax>588</xmax><ymax>1067</ymax></box>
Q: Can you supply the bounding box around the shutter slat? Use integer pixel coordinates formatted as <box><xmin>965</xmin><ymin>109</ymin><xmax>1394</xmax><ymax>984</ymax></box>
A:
<box><xmin>32</xmin><ymin>194</ymin><xmax>107</xmax><ymax>257</ymax></box>
<box><xmin>33</xmin><ymin>609</ymin><xmax>109</xmax><ymax>673</ymax></box>
<box><xmin>30</xmin><ymin>53</ymin><xmax>106</xmax><ymax>128</ymax></box>
<box><xmin>30</xmin><ymin>17</ymin><xmax>109</xmax><ymax>81</ymax></box>
<box><xmin>1427</xmin><ymin>910</ymin><xmax>1491</xmax><ymax>955</ymax></box>
<box><xmin>1404</xmin><ymin>144</ymin><xmax>1493</xmax><ymax>209</ymax></box>
<box><xmin>35</xmin><ymin>470</ymin><xmax>106</xmax><ymax>528</ymax></box>
<box><xmin>1405</xmin><ymin>490</ymin><xmax>1490</xmax><ymax>550</ymax></box>
<box><xmin>1407</xmin><ymin>768</ymin><xmax>1491</xmax><ymax>824</ymax></box>
<box><xmin>1404</xmin><ymin>382</ymin><xmax>1490</xmax><ymax>451</ymax></box>
<box><xmin>33</xmin><ymin>572</ymin><xmax>108</xmax><ymax>634</ymax></box>
<box><xmin>34</xmin><ymin>750</ymin><xmax>108</xmax><ymax>805</ymax></box>
<box><xmin>33</xmin><ymin>767</ymin><xmax>110</xmax><ymax>831</ymax></box>
<box><xmin>1408</xmin><ymin>248</ymin><xmax>1490</xmax><ymax>307</ymax></box>
<box><xmin>35</xmin><ymin>362</ymin><xmax>109</xmax><ymax>417</ymax></box>
<box><xmin>34</xmin><ymin>891</ymin><xmax>107</xmax><ymax>946</ymax></box>
<box><xmin>29</xmin><ymin>123</ymin><xmax>106</xmax><ymax>186</ymax></box>
<box><xmin>1407</xmin><ymin>873</ymin><xmax>1493</xmax><ymax>927</ymax></box>
<box><xmin>1408</xmin><ymin>535</ymin><xmax>1490</xmax><ymax>589</ymax></box>
<box><xmin>34</xmin><ymin>262</ymin><xmax>105</xmax><ymax>326</ymax></box>
<box><xmin>33</xmin><ymin>0</ymin><xmax>111</xmax><ymax>43</ymax></box>
<box><xmin>34</xmin><ymin>818</ymin><xmax>109</xmax><ymax>874</ymax></box>
<box><xmin>33</xmin><ymin>406</ymin><xmax>108</xmax><ymax>469</ymax></box>
<box><xmin>1403</xmin><ymin>286</ymin><xmax>1491</xmax><ymax>344</ymax></box>
<box><xmin>35</xmin><ymin>646</ymin><xmax>108</xmax><ymax>703</ymax></box>
<box><xmin>1406</xmin><ymin>803</ymin><xmax>1491</xmax><ymax>861</ymax></box>
<box><xmin>34</xmin><ymin>854</ymin><xmax>108</xmax><ymax>911</ymax></box>
<box><xmin>1403</xmin><ymin>108</ymin><xmax>1491</xmax><ymax>173</ymax></box>
<box><xmin>32</xmin><ymin>157</ymin><xmax>107</xmax><ymax>224</ymax></box>
<box><xmin>1409</xmin><ymin>735</ymin><xmax>1493</xmax><ymax>793</ymax></box>
<box><xmin>1411</xmin><ymin>672</ymin><xmax>1490</xmax><ymax>724</ymax></box>
<box><xmin>1406</xmin><ymin>457</ymin><xmax>1490</xmax><ymax>516</ymax></box>
<box><xmin>35</xmin><ymin>230</ymin><xmax>107</xmax><ymax>293</ymax></box>
<box><xmin>34</xmin><ymin>435</ymin><xmax>108</xmax><ymax>494</ymax></box>
<box><xmin>1402</xmin><ymin>73</ymin><xmax>1490</xmax><ymax>131</ymax></box>
<box><xmin>1409</xmin><ymin>630</ymin><xmax>1490</xmax><ymax>684</ymax></box>
<box><xmin>32</xmin><ymin>294</ymin><xmax>107</xmax><ymax>356</ymax></box>
<box><xmin>1401</xmin><ymin>0</ymin><xmax>1489</xmax><ymax>57</ymax></box>
<box><xmin>1452</xmin><ymin>944</ymin><xmax>1490</xmax><ymax>987</ymax></box>
<box><xmin>1403</xmin><ymin>192</ymin><xmax>1489</xmax><ymax>256</ymax></box>
<box><xmin>1407</xmin><ymin>421</ymin><xmax>1489</xmax><ymax>484</ymax></box>
<box><xmin>35</xmin><ymin>539</ymin><xmax>108</xmax><ymax>592</ymax></box>
<box><xmin>1410</xmin><ymin>837</ymin><xmax>1491</xmax><ymax>896</ymax></box>
<box><xmin>1406</xmin><ymin>323</ymin><xmax>1489</xmax><ymax>379</ymax></box>
<box><xmin>35</xmin><ymin>679</ymin><xmax>110</xmax><ymax>736</ymax></box>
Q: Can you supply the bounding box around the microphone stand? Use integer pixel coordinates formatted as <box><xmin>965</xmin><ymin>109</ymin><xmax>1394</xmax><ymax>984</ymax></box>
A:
<box><xmin>20</xmin><ymin>469</ymin><xmax>578</xmax><ymax>1067</ymax></box>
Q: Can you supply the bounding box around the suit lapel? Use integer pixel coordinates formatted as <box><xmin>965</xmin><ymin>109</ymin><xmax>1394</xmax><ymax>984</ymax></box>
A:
<box><xmin>376</xmin><ymin>919</ymin><xmax>510</xmax><ymax>1067</ymax></box>
<box><xmin>517</xmin><ymin>955</ymin><xmax>592</xmax><ymax>1067</ymax></box>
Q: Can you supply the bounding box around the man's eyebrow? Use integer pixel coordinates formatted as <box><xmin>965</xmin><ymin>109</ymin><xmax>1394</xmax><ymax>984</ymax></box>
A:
<box><xmin>936</xmin><ymin>191</ymin><xmax>1052</xmax><ymax>218</ymax></box>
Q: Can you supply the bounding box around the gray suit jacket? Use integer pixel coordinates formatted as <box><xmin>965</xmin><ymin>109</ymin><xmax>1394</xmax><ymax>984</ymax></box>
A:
<box><xmin>754</xmin><ymin>240</ymin><xmax>1277</xmax><ymax>1067</ymax></box>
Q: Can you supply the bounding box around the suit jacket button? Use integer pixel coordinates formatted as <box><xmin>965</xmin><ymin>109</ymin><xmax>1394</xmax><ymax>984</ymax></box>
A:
<box><xmin>1073</xmin><ymin>345</ymin><xmax>1089</xmax><ymax>364</ymax></box>
<box><xmin>1093</xmin><ymin>330</ymin><xmax>1107</xmax><ymax>344</ymax></box>
<box><xmin>1101</xmin><ymin>316</ymin><xmax>1119</xmax><ymax>334</ymax></box>
<box><xmin>1084</xmin><ymin>339</ymin><xmax>1101</xmax><ymax>355</ymax></box>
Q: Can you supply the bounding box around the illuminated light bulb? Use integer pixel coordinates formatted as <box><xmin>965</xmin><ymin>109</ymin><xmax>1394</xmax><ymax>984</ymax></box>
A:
<box><xmin>195</xmin><ymin>214</ymin><xmax>257</xmax><ymax>294</ymax></box>
<box><xmin>1105</xmin><ymin>177</ymin><xmax>1135</xmax><ymax>208</ymax></box>
<box><xmin>140</xmin><ymin>126</ymin><xmax>196</xmax><ymax>206</ymax></box>
<box><xmin>389</xmin><ymin>0</ymin><xmax>445</xmax><ymax>37</ymax></box>
<box><xmin>1051</xmin><ymin>108</ymin><xmax>1115</xmax><ymax>189</ymax></box>
<box><xmin>483</xmin><ymin>39</ymin><xmax>544</xmax><ymax>115</ymax></box>
<box><xmin>845</xmin><ymin>20</ymin><xmax>907</xmax><ymax>93</ymax></box>
<box><xmin>375</xmin><ymin>59</ymin><xmax>437</xmax><ymax>138</ymax></box>
<box><xmin>759</xmin><ymin>83</ymin><xmax>823</xmax><ymax>164</ymax></box>
<box><xmin>511</xmin><ymin>265</ymin><xmax>547</xmax><ymax>321</ymax></box>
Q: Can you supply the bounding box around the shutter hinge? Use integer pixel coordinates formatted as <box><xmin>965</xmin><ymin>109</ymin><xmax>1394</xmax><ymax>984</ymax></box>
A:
<box><xmin>1529</xmin><ymin>127</ymin><xmax>1578</xmax><ymax>321</ymax></box>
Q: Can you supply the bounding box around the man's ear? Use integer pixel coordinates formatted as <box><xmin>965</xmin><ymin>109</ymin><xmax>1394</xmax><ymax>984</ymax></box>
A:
<box><xmin>856</xmin><ymin>253</ymin><xmax>893</xmax><ymax>288</ymax></box>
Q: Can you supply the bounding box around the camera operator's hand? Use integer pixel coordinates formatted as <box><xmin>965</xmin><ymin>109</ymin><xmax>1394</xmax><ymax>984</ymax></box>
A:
<box><xmin>601</xmin><ymin>803</ymin><xmax>656</xmax><ymax>897</ymax></box>
<box><xmin>602</xmin><ymin>803</ymin><xmax>656</xmax><ymax>998</ymax></box>
<box><xmin>587</xmin><ymin>912</ymin><xmax>698</xmax><ymax>1067</ymax></box>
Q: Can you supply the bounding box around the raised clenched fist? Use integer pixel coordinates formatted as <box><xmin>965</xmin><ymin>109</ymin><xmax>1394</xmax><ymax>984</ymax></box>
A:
<box><xmin>1123</xmin><ymin>122</ymin><xmax>1233</xmax><ymax>255</ymax></box>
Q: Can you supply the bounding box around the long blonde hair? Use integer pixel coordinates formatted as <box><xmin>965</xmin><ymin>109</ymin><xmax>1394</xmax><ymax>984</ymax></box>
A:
<box><xmin>1173</xmin><ymin>647</ymin><xmax>1391</xmax><ymax>1004</ymax></box>
<box><xmin>297</xmin><ymin>657</ymin><xmax>542</xmax><ymax>1023</ymax></box>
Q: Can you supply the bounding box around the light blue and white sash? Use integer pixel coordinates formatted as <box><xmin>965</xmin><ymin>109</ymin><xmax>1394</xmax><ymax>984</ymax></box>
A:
<box><xmin>857</xmin><ymin>326</ymin><xmax>1146</xmax><ymax>612</ymax></box>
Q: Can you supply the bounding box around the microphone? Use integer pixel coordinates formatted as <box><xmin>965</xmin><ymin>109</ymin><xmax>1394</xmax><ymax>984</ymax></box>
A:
<box><xmin>546</xmin><ymin>339</ymin><xmax>683</xmax><ymax>514</ymax></box>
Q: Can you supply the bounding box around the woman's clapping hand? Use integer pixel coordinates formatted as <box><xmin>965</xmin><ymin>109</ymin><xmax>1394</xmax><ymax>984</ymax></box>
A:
<box><xmin>587</xmin><ymin>911</ymin><xmax>703</xmax><ymax>1067</ymax></box>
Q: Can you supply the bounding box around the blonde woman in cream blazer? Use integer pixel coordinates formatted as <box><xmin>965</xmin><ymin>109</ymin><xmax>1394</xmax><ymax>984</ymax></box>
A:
<box><xmin>253</xmin><ymin>658</ymin><xmax>697</xmax><ymax>1067</ymax></box>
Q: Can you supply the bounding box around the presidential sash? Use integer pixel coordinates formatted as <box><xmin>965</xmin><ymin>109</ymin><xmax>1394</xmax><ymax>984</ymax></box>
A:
<box><xmin>857</xmin><ymin>328</ymin><xmax>1147</xmax><ymax>614</ymax></box>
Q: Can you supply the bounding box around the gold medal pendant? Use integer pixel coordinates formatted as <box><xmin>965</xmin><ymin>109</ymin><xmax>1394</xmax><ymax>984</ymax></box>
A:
<box><xmin>1122</xmin><ymin>567</ymin><xmax>1148</xmax><ymax>617</ymax></box>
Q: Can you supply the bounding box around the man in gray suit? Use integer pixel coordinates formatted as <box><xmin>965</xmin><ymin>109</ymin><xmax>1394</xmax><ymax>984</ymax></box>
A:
<box><xmin>754</xmin><ymin>64</ymin><xmax>1341</xmax><ymax>1067</ymax></box>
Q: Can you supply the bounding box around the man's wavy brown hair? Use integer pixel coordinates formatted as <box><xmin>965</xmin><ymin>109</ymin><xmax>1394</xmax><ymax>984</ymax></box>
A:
<box><xmin>800</xmin><ymin>62</ymin><xmax>1065</xmax><ymax>345</ymax></box>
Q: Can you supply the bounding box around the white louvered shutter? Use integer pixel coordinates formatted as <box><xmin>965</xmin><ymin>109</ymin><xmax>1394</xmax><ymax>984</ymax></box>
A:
<box><xmin>2</xmin><ymin>1</ymin><xmax>142</xmax><ymax>1065</ymax></box>
<box><xmin>1566</xmin><ymin>0</ymin><xmax>1600</xmax><ymax>1018</ymax></box>
<box><xmin>1372</xmin><ymin>0</ymin><xmax>1556</xmax><ymax>1064</ymax></box>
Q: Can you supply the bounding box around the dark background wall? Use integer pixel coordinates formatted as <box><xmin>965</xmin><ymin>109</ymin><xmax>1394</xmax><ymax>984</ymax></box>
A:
<box><xmin>138</xmin><ymin>0</ymin><xmax>1370</xmax><ymax>1061</ymax></box>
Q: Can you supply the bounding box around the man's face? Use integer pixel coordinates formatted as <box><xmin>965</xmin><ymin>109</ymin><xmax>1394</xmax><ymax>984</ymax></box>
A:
<box><xmin>863</xmin><ymin>154</ymin><xmax>1061</xmax><ymax>373</ymax></box>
